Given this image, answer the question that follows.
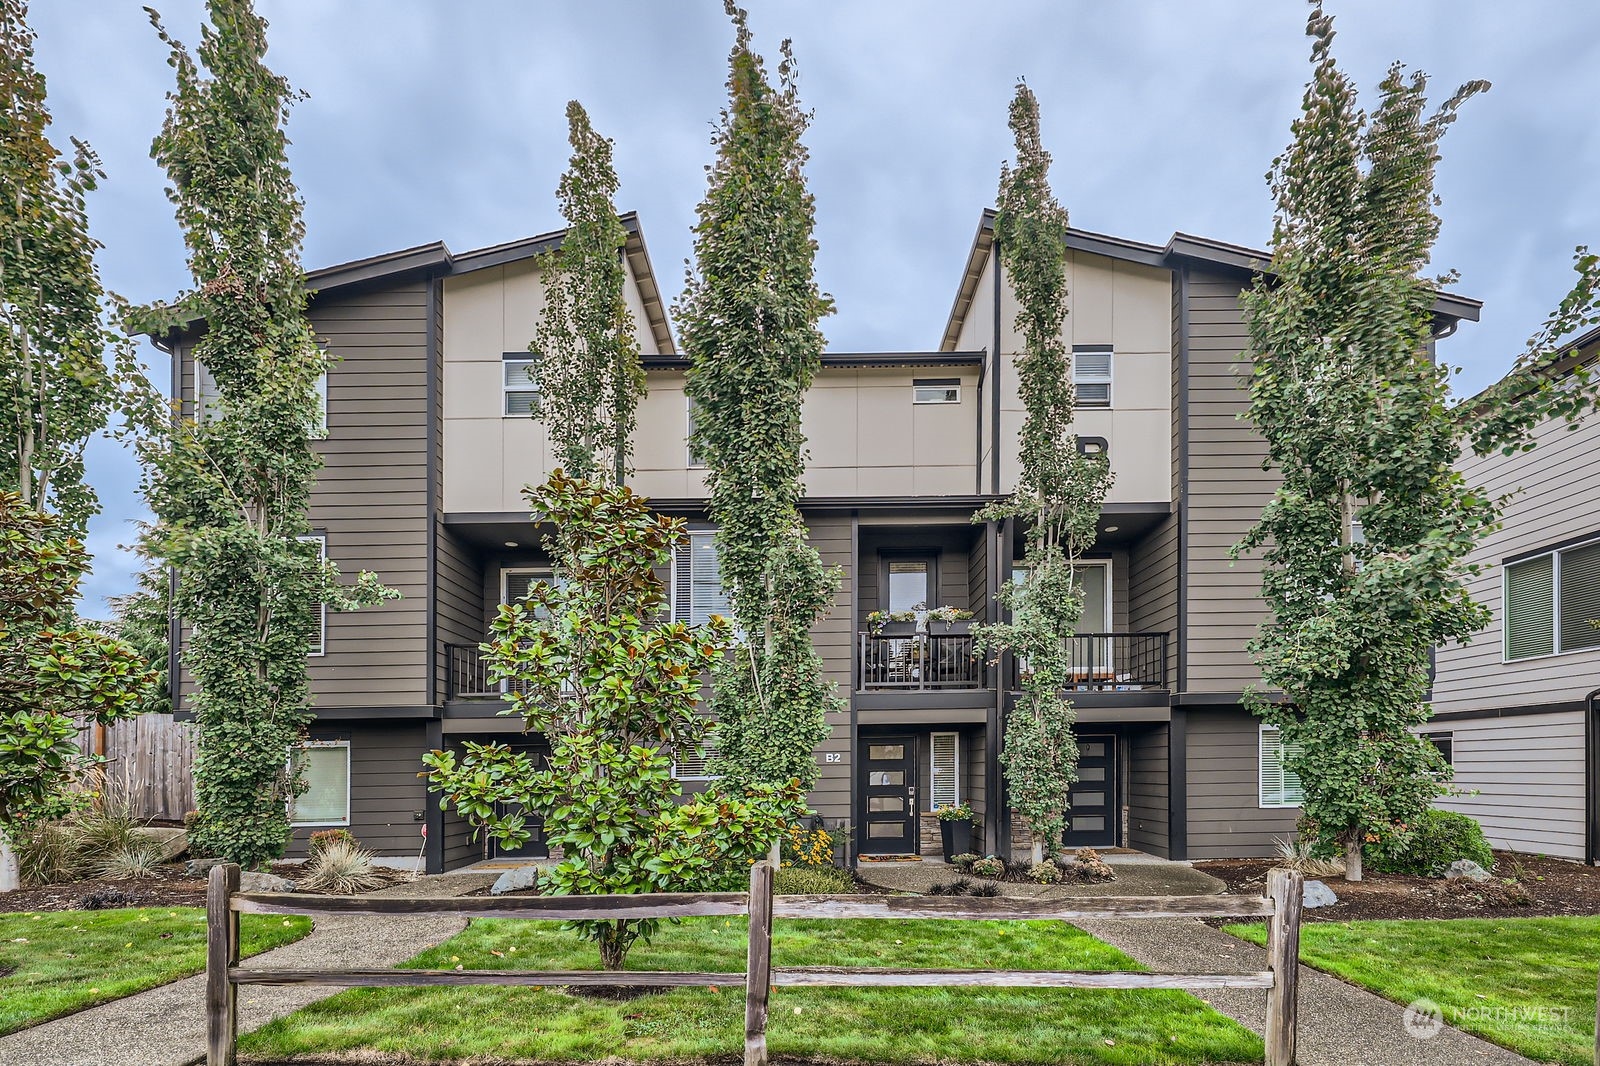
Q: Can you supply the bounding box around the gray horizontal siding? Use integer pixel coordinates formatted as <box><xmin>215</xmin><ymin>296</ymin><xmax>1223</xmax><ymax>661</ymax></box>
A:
<box><xmin>1433</xmin><ymin>710</ymin><xmax>1586</xmax><ymax>860</ymax></box>
<box><xmin>288</xmin><ymin>723</ymin><xmax>430</xmax><ymax>859</ymax></box>
<box><xmin>1185</xmin><ymin>707</ymin><xmax>1297</xmax><ymax>858</ymax></box>
<box><xmin>1127</xmin><ymin>725</ymin><xmax>1169</xmax><ymax>857</ymax></box>
<box><xmin>809</xmin><ymin>515</ymin><xmax>853</xmax><ymax>826</ymax></box>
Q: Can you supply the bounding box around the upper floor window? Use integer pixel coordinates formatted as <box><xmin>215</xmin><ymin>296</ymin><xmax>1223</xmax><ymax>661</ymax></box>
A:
<box><xmin>686</xmin><ymin>396</ymin><xmax>705</xmax><ymax>468</ymax></box>
<box><xmin>673</xmin><ymin>530</ymin><xmax>732</xmax><ymax>625</ymax></box>
<box><xmin>196</xmin><ymin>359</ymin><xmax>327</xmax><ymax>437</ymax></box>
<box><xmin>504</xmin><ymin>355</ymin><xmax>539</xmax><ymax>416</ymax></box>
<box><xmin>1072</xmin><ymin>345</ymin><xmax>1113</xmax><ymax>406</ymax></box>
<box><xmin>1258</xmin><ymin>725</ymin><xmax>1305</xmax><ymax>808</ymax></box>
<box><xmin>913</xmin><ymin>380</ymin><xmax>960</xmax><ymax>405</ymax></box>
<box><xmin>1504</xmin><ymin>538</ymin><xmax>1600</xmax><ymax>660</ymax></box>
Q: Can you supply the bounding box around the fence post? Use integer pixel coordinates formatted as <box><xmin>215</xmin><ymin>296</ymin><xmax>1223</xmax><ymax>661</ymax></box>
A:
<box><xmin>745</xmin><ymin>859</ymin><xmax>774</xmax><ymax>1066</ymax></box>
<box><xmin>207</xmin><ymin>863</ymin><xmax>241</xmax><ymax>1066</ymax></box>
<box><xmin>1265</xmin><ymin>868</ymin><xmax>1304</xmax><ymax>1066</ymax></box>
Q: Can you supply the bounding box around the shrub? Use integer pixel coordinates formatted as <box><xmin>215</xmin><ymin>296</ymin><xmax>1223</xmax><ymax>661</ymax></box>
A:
<box><xmin>970</xmin><ymin>855</ymin><xmax>1004</xmax><ymax>879</ymax></box>
<box><xmin>1368</xmin><ymin>809</ymin><xmax>1494</xmax><ymax>877</ymax></box>
<box><xmin>16</xmin><ymin>823</ymin><xmax>90</xmax><ymax>886</ymax></box>
<box><xmin>1072</xmin><ymin>847</ymin><xmax>1116</xmax><ymax>883</ymax></box>
<box><xmin>969</xmin><ymin>882</ymin><xmax>1001</xmax><ymax>897</ymax></box>
<box><xmin>949</xmin><ymin>852</ymin><xmax>978</xmax><ymax>872</ymax></box>
<box><xmin>1274</xmin><ymin>836</ymin><xmax>1347</xmax><ymax>878</ymax></box>
<box><xmin>781</xmin><ymin>824</ymin><xmax>843</xmax><ymax>869</ymax></box>
<box><xmin>309</xmin><ymin>828</ymin><xmax>356</xmax><ymax>854</ymax></box>
<box><xmin>98</xmin><ymin>844</ymin><xmax>161</xmax><ymax>880</ymax></box>
<box><xmin>299</xmin><ymin>838</ymin><xmax>386</xmax><ymax>895</ymax></box>
<box><xmin>773</xmin><ymin>866</ymin><xmax>854</xmax><ymax>895</ymax></box>
<box><xmin>1028</xmin><ymin>860</ymin><xmax>1061</xmax><ymax>884</ymax></box>
<box><xmin>80</xmin><ymin>887</ymin><xmax>138</xmax><ymax>910</ymax></box>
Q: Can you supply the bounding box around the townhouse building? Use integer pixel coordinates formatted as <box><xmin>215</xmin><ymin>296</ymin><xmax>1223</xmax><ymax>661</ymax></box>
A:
<box><xmin>1430</xmin><ymin>325</ymin><xmax>1600</xmax><ymax>864</ymax></box>
<box><xmin>156</xmin><ymin>211</ymin><xmax>1482</xmax><ymax>872</ymax></box>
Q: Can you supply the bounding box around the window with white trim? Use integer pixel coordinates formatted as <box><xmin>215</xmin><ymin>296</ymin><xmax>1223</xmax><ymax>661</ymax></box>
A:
<box><xmin>503</xmin><ymin>356</ymin><xmax>539</xmax><ymax>416</ymax></box>
<box><xmin>195</xmin><ymin>360</ymin><xmax>327</xmax><ymax>435</ymax></box>
<box><xmin>311</xmin><ymin>369</ymin><xmax>328</xmax><ymax>438</ymax></box>
<box><xmin>1072</xmin><ymin>345</ymin><xmax>1113</xmax><ymax>406</ymax></box>
<box><xmin>289</xmin><ymin>740</ymin><xmax>351</xmax><ymax>826</ymax></box>
<box><xmin>1258</xmin><ymin>726</ymin><xmax>1305</xmax><ymax>808</ymax></box>
<box><xmin>672</xmin><ymin>724</ymin><xmax>720</xmax><ymax>781</ymax></box>
<box><xmin>913</xmin><ymin>380</ymin><xmax>960</xmax><ymax>405</ymax></box>
<box><xmin>930</xmin><ymin>732</ymin><xmax>960</xmax><ymax>807</ymax></box>
<box><xmin>673</xmin><ymin>531</ymin><xmax>732</xmax><ymax>625</ymax></box>
<box><xmin>1505</xmin><ymin>539</ymin><xmax>1600</xmax><ymax>660</ymax></box>
<box><xmin>300</xmin><ymin>534</ymin><xmax>327</xmax><ymax>656</ymax></box>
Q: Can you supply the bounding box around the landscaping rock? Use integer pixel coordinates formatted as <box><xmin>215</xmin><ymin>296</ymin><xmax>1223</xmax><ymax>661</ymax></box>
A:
<box><xmin>239</xmin><ymin>871</ymin><xmax>297</xmax><ymax>893</ymax></box>
<box><xmin>184</xmin><ymin>857</ymin><xmax>224</xmax><ymax>878</ymax></box>
<box><xmin>133</xmin><ymin>827</ymin><xmax>188</xmax><ymax>863</ymax></box>
<box><xmin>490</xmin><ymin>865</ymin><xmax>542</xmax><ymax>896</ymax></box>
<box><xmin>1445</xmin><ymin>859</ymin><xmax>1491</xmax><ymax>882</ymax></box>
<box><xmin>1302</xmin><ymin>879</ymin><xmax>1338</xmax><ymax>908</ymax></box>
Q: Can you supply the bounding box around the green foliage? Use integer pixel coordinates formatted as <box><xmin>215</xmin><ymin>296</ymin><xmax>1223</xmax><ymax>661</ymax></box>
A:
<box><xmin>0</xmin><ymin>0</ymin><xmax>156</xmax><ymax>537</ymax></box>
<box><xmin>933</xmin><ymin>802</ymin><xmax>974</xmax><ymax>823</ymax></box>
<box><xmin>105</xmin><ymin>547</ymin><xmax>173</xmax><ymax>718</ymax></box>
<box><xmin>138</xmin><ymin>0</ymin><xmax>394</xmax><ymax>868</ymax></box>
<box><xmin>531</xmin><ymin>100</ymin><xmax>646</xmax><ymax>485</ymax></box>
<box><xmin>675</xmin><ymin>4</ymin><xmax>841</xmax><ymax>798</ymax></box>
<box><xmin>1231</xmin><ymin>9</ymin><xmax>1600</xmax><ymax>874</ymax></box>
<box><xmin>423</xmin><ymin>472</ymin><xmax>803</xmax><ymax>969</ymax></box>
<box><xmin>772</xmin><ymin>865</ymin><xmax>854</xmax><ymax>895</ymax></box>
<box><xmin>1367</xmin><ymin>808</ymin><xmax>1494</xmax><ymax>877</ymax></box>
<box><xmin>970</xmin><ymin>855</ymin><xmax>1004</xmax><ymax>879</ymax></box>
<box><xmin>779</xmin><ymin>822</ymin><xmax>843</xmax><ymax>868</ymax></box>
<box><xmin>0</xmin><ymin>496</ymin><xmax>153</xmax><ymax>843</ymax></box>
<box><xmin>972</xmin><ymin>84</ymin><xmax>1111</xmax><ymax>858</ymax></box>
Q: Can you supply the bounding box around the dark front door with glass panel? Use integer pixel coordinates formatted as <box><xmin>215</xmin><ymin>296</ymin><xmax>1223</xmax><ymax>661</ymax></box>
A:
<box><xmin>483</xmin><ymin>739</ymin><xmax>549</xmax><ymax>859</ymax></box>
<box><xmin>858</xmin><ymin>736</ymin><xmax>918</xmax><ymax>855</ymax></box>
<box><xmin>1061</xmin><ymin>733</ymin><xmax>1117</xmax><ymax>849</ymax></box>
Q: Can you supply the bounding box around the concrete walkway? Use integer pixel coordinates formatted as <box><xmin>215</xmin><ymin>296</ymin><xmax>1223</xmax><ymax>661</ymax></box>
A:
<box><xmin>1076</xmin><ymin>917</ymin><xmax>1537</xmax><ymax>1066</ymax></box>
<box><xmin>0</xmin><ymin>870</ymin><xmax>497</xmax><ymax>1066</ymax></box>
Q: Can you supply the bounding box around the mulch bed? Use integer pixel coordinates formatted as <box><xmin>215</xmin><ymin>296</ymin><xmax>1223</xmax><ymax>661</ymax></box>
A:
<box><xmin>0</xmin><ymin>865</ymin><xmax>208</xmax><ymax>913</ymax></box>
<box><xmin>1195</xmin><ymin>850</ymin><xmax>1600</xmax><ymax>921</ymax></box>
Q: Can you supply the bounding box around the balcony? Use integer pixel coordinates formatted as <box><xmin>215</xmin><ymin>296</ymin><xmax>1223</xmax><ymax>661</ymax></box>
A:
<box><xmin>858</xmin><ymin>622</ymin><xmax>985</xmax><ymax>691</ymax></box>
<box><xmin>1012</xmin><ymin>632</ymin><xmax>1169</xmax><ymax>692</ymax></box>
<box><xmin>445</xmin><ymin>642</ymin><xmax>528</xmax><ymax>701</ymax></box>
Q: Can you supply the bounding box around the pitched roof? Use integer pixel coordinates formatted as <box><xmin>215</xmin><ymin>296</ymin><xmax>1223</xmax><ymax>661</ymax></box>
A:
<box><xmin>940</xmin><ymin>209</ymin><xmax>1484</xmax><ymax>352</ymax></box>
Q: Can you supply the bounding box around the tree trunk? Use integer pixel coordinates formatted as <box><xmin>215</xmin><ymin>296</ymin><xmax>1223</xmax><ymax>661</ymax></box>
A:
<box><xmin>0</xmin><ymin>837</ymin><xmax>19</xmax><ymax>892</ymax></box>
<box><xmin>1343</xmin><ymin>836</ymin><xmax>1363</xmax><ymax>882</ymax></box>
<box><xmin>598</xmin><ymin>921</ymin><xmax>633</xmax><ymax>971</ymax></box>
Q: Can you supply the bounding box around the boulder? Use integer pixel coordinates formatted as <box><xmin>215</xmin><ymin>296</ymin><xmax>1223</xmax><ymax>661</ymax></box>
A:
<box><xmin>491</xmin><ymin>865</ymin><xmax>542</xmax><ymax>896</ymax></box>
<box><xmin>133</xmin><ymin>827</ymin><xmax>188</xmax><ymax>863</ymax></box>
<box><xmin>1302</xmin><ymin>879</ymin><xmax>1339</xmax><ymax>909</ymax></box>
<box><xmin>239</xmin><ymin>871</ymin><xmax>297</xmax><ymax>893</ymax></box>
<box><xmin>1445</xmin><ymin>859</ymin><xmax>1491</xmax><ymax>882</ymax></box>
<box><xmin>185</xmin><ymin>857</ymin><xmax>225</xmax><ymax>878</ymax></box>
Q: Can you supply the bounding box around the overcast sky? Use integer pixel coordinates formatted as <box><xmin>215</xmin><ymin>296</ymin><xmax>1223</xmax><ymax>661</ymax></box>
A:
<box><xmin>32</xmin><ymin>1</ymin><xmax>1600</xmax><ymax>614</ymax></box>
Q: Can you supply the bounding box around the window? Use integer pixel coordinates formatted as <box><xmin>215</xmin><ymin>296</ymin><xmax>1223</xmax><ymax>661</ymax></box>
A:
<box><xmin>1423</xmin><ymin>731</ymin><xmax>1453</xmax><ymax>766</ymax></box>
<box><xmin>913</xmin><ymin>380</ymin><xmax>960</xmax><ymax>405</ymax></box>
<box><xmin>311</xmin><ymin>369</ymin><xmax>328</xmax><ymax>439</ymax></box>
<box><xmin>503</xmin><ymin>355</ymin><xmax>539</xmax><ymax>416</ymax></box>
<box><xmin>1505</xmin><ymin>538</ymin><xmax>1600</xmax><ymax>660</ymax></box>
<box><xmin>673</xmin><ymin>531</ymin><xmax>732</xmax><ymax>625</ymax></box>
<box><xmin>885</xmin><ymin>557</ymin><xmax>933</xmax><ymax>613</ymax></box>
<box><xmin>196</xmin><ymin>361</ymin><xmax>327</xmax><ymax>435</ymax></box>
<box><xmin>1259</xmin><ymin>726</ymin><xmax>1305</xmax><ymax>808</ymax></box>
<box><xmin>1072</xmin><ymin>345</ymin><xmax>1113</xmax><ymax>406</ymax></box>
<box><xmin>930</xmin><ymin>732</ymin><xmax>960</xmax><ymax>807</ymax></box>
<box><xmin>686</xmin><ymin>396</ymin><xmax>705</xmax><ymax>468</ymax></box>
<box><xmin>290</xmin><ymin>740</ymin><xmax>350</xmax><ymax>826</ymax></box>
<box><xmin>300</xmin><ymin>534</ymin><xmax>327</xmax><ymax>656</ymax></box>
<box><xmin>672</xmin><ymin>724</ymin><xmax>720</xmax><ymax>781</ymax></box>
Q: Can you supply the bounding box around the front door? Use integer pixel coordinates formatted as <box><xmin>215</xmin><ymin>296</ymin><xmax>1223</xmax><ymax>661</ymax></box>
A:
<box><xmin>489</xmin><ymin>801</ymin><xmax>549</xmax><ymax>859</ymax></box>
<box><xmin>858</xmin><ymin>735</ymin><xmax>918</xmax><ymax>855</ymax></box>
<box><xmin>1062</xmin><ymin>733</ymin><xmax>1118</xmax><ymax>848</ymax></box>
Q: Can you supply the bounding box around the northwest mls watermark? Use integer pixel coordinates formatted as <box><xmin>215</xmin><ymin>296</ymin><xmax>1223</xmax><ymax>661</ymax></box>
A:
<box><xmin>1404</xmin><ymin>997</ymin><xmax>1572</xmax><ymax>1040</ymax></box>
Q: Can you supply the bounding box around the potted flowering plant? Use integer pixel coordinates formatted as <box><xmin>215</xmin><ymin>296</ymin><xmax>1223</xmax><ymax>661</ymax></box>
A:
<box><xmin>934</xmin><ymin>802</ymin><xmax>975</xmax><ymax>860</ymax></box>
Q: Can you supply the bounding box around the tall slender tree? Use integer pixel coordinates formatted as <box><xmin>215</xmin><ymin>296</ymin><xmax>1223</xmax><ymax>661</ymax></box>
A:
<box><xmin>531</xmin><ymin>101</ymin><xmax>645</xmax><ymax>485</ymax></box>
<box><xmin>1237</xmin><ymin>4</ymin><xmax>1598</xmax><ymax>880</ymax></box>
<box><xmin>972</xmin><ymin>84</ymin><xmax>1112</xmax><ymax>863</ymax></box>
<box><xmin>676</xmin><ymin>4</ymin><xmax>839</xmax><ymax>798</ymax></box>
<box><xmin>138</xmin><ymin>0</ymin><xmax>392</xmax><ymax>868</ymax></box>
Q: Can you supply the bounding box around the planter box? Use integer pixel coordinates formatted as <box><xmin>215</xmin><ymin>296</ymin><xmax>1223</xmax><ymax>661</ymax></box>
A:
<box><xmin>940</xmin><ymin>819</ymin><xmax>973</xmax><ymax>861</ymax></box>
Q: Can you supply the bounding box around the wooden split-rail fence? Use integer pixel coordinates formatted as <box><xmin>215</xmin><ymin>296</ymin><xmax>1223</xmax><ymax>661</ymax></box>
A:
<box><xmin>205</xmin><ymin>862</ymin><xmax>1306</xmax><ymax>1066</ymax></box>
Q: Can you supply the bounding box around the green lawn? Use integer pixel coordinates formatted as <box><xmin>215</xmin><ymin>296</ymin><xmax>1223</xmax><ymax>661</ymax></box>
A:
<box><xmin>244</xmin><ymin>917</ymin><xmax>1263</xmax><ymax>1064</ymax></box>
<box><xmin>1227</xmin><ymin>917</ymin><xmax>1600</xmax><ymax>1065</ymax></box>
<box><xmin>0</xmin><ymin>907</ymin><xmax>313</xmax><ymax>1035</ymax></box>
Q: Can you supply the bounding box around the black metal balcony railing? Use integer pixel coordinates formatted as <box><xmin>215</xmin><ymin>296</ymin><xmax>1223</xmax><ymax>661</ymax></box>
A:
<box><xmin>858</xmin><ymin>627</ymin><xmax>984</xmax><ymax>691</ymax></box>
<box><xmin>445</xmin><ymin>642</ymin><xmax>496</xmax><ymax>700</ymax></box>
<box><xmin>1013</xmin><ymin>632</ymin><xmax>1169</xmax><ymax>692</ymax></box>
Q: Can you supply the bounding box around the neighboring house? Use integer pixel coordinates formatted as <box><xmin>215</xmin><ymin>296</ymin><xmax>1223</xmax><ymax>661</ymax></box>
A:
<box><xmin>1430</xmin><ymin>324</ymin><xmax>1600</xmax><ymax>864</ymax></box>
<box><xmin>153</xmin><ymin>210</ymin><xmax>1482</xmax><ymax>872</ymax></box>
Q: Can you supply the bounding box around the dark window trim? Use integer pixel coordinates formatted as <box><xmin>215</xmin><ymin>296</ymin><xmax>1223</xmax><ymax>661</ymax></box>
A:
<box><xmin>1504</xmin><ymin>528</ymin><xmax>1600</xmax><ymax>566</ymax></box>
<box><xmin>877</xmin><ymin>550</ymin><xmax>940</xmax><ymax>614</ymax></box>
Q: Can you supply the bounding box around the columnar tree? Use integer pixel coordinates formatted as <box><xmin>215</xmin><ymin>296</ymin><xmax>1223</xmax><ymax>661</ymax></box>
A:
<box><xmin>424</xmin><ymin>472</ymin><xmax>800</xmax><ymax>970</ymax></box>
<box><xmin>972</xmin><ymin>84</ymin><xmax>1111</xmax><ymax>863</ymax></box>
<box><xmin>1237</xmin><ymin>5</ymin><xmax>1599</xmax><ymax>880</ymax></box>
<box><xmin>530</xmin><ymin>101</ymin><xmax>645</xmax><ymax>485</ymax></box>
<box><xmin>138</xmin><ymin>0</ymin><xmax>392</xmax><ymax>868</ymax></box>
<box><xmin>676</xmin><ymin>4</ymin><xmax>839</xmax><ymax>797</ymax></box>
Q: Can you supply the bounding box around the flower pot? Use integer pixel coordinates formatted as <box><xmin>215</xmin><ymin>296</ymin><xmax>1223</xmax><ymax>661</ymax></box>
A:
<box><xmin>940</xmin><ymin>819</ymin><xmax>973</xmax><ymax>861</ymax></box>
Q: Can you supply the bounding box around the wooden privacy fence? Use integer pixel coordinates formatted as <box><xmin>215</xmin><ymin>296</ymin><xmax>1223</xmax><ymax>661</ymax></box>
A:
<box><xmin>205</xmin><ymin>862</ymin><xmax>1305</xmax><ymax>1066</ymax></box>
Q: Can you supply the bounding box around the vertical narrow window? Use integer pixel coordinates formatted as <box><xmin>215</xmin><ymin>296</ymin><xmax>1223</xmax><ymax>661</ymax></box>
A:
<box><xmin>1259</xmin><ymin>726</ymin><xmax>1305</xmax><ymax>808</ymax></box>
<box><xmin>311</xmin><ymin>369</ymin><xmax>329</xmax><ymax>438</ymax></box>
<box><xmin>930</xmin><ymin>732</ymin><xmax>960</xmax><ymax>808</ymax></box>
<box><xmin>1072</xmin><ymin>345</ymin><xmax>1113</xmax><ymax>406</ymax></box>
<box><xmin>299</xmin><ymin>534</ymin><xmax>327</xmax><ymax>656</ymax></box>
<box><xmin>1505</xmin><ymin>555</ymin><xmax>1555</xmax><ymax>660</ymax></box>
<box><xmin>686</xmin><ymin>395</ymin><xmax>705</xmax><ymax>468</ymax></box>
<box><xmin>289</xmin><ymin>740</ymin><xmax>351</xmax><ymax>826</ymax></box>
<box><xmin>673</xmin><ymin>531</ymin><xmax>732</xmax><ymax>625</ymax></box>
<box><xmin>195</xmin><ymin>360</ymin><xmax>221</xmax><ymax>421</ymax></box>
<box><xmin>503</xmin><ymin>355</ymin><xmax>539</xmax><ymax>416</ymax></box>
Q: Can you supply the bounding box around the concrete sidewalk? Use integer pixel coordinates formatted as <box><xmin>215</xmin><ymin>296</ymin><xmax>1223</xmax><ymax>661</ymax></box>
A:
<box><xmin>1076</xmin><ymin>917</ymin><xmax>1538</xmax><ymax>1066</ymax></box>
<box><xmin>0</xmin><ymin>871</ymin><xmax>496</xmax><ymax>1066</ymax></box>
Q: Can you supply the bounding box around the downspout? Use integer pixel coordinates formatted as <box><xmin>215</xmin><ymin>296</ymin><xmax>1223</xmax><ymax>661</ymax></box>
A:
<box><xmin>1588</xmin><ymin>688</ymin><xmax>1600</xmax><ymax>866</ymax></box>
<box><xmin>990</xmin><ymin>241</ymin><xmax>1003</xmax><ymax>496</ymax></box>
<box><xmin>154</xmin><ymin>327</ymin><xmax>184</xmax><ymax>720</ymax></box>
